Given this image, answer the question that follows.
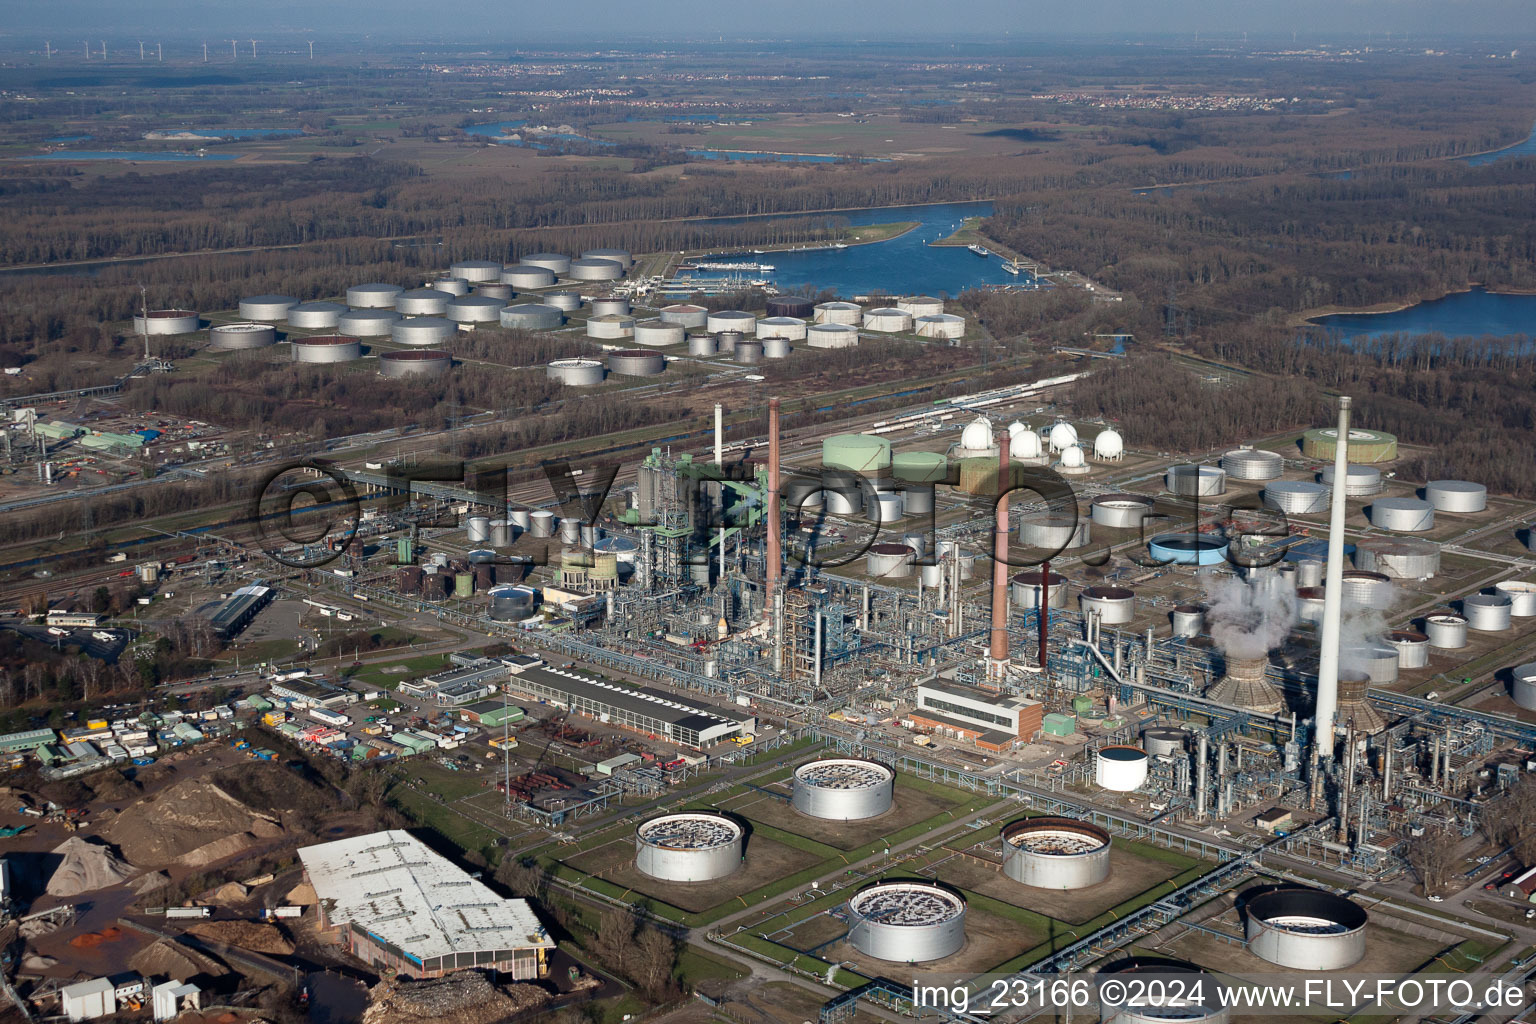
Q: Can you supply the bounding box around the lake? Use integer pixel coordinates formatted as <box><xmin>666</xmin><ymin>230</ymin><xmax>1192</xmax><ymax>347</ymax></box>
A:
<box><xmin>1310</xmin><ymin>287</ymin><xmax>1536</xmax><ymax>343</ymax></box>
<box><xmin>1466</xmin><ymin>122</ymin><xmax>1536</xmax><ymax>166</ymax></box>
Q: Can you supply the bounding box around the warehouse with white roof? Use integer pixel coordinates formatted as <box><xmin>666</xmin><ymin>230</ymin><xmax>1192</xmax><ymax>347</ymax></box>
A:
<box><xmin>298</xmin><ymin>830</ymin><xmax>554</xmax><ymax>980</ymax></box>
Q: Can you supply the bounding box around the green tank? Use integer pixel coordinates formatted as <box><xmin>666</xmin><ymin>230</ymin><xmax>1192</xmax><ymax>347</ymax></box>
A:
<box><xmin>1042</xmin><ymin>713</ymin><xmax>1077</xmax><ymax>736</ymax></box>
<box><xmin>454</xmin><ymin>572</ymin><xmax>473</xmax><ymax>598</ymax></box>
<box><xmin>892</xmin><ymin>450</ymin><xmax>949</xmax><ymax>483</ymax></box>
<box><xmin>1071</xmin><ymin>695</ymin><xmax>1095</xmax><ymax>715</ymax></box>
<box><xmin>396</xmin><ymin>537</ymin><xmax>414</xmax><ymax>564</ymax></box>
<box><xmin>822</xmin><ymin>433</ymin><xmax>891</xmax><ymax>473</ymax></box>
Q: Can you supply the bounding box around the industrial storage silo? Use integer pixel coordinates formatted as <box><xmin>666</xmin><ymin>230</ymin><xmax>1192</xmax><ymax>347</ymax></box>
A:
<box><xmin>286</xmin><ymin>301</ymin><xmax>348</xmax><ymax>329</ymax></box>
<box><xmin>634</xmin><ymin>812</ymin><xmax>743</xmax><ymax>882</ymax></box>
<box><xmin>239</xmin><ymin>295</ymin><xmax>298</xmax><ymax>321</ymax></box>
<box><xmin>394</xmin><ymin>288</ymin><xmax>454</xmax><ymax>316</ymax></box>
<box><xmin>446</xmin><ymin>295</ymin><xmax>507</xmax><ymax>324</ymax></box>
<box><xmin>292</xmin><ymin>336</ymin><xmax>362</xmax><ymax>363</ymax></box>
<box><xmin>847</xmin><ymin>882</ymin><xmax>965</xmax><ymax>963</ymax></box>
<box><xmin>449</xmin><ymin>260</ymin><xmax>504</xmax><ymax>282</ymax></box>
<box><xmin>521</xmin><ymin>253</ymin><xmax>572</xmax><ymax>276</ymax></box>
<box><xmin>1094</xmin><ymin>746</ymin><xmax>1149</xmax><ymax>791</ymax></box>
<box><xmin>791</xmin><ymin>759</ymin><xmax>894</xmax><ymax>819</ymax></box>
<box><xmin>336</xmin><ymin>309</ymin><xmax>401</xmax><ymax>337</ymax></box>
<box><xmin>501</xmin><ymin>264</ymin><xmax>558</xmax><ymax>290</ymax></box>
<box><xmin>806</xmin><ymin>323</ymin><xmax>859</xmax><ymax>348</ymax></box>
<box><xmin>500</xmin><ymin>304</ymin><xmax>564</xmax><ymax>330</ymax></box>
<box><xmin>660</xmin><ymin>304</ymin><xmax>709</xmax><ymax>328</ymax></box>
<box><xmin>707</xmin><ymin>310</ymin><xmax>757</xmax><ymax>335</ymax></box>
<box><xmin>378</xmin><ymin>350</ymin><xmax>451</xmax><ymax>378</ymax></box>
<box><xmin>633</xmin><ymin>320</ymin><xmax>685</xmax><ymax>347</ymax></box>
<box><xmin>346</xmin><ymin>283</ymin><xmax>404</xmax><ymax>308</ymax></box>
<box><xmin>133</xmin><ymin>309</ymin><xmax>200</xmax><ymax>335</ymax></box>
<box><xmin>568</xmin><ymin>258</ymin><xmax>624</xmax><ymax>282</ymax></box>
<box><xmin>1000</xmin><ymin>818</ymin><xmax>1111</xmax><ymax>890</ymax></box>
<box><xmin>547</xmin><ymin>358</ymin><xmax>606</xmax><ymax>386</ymax></box>
<box><xmin>1244</xmin><ymin>889</ymin><xmax>1367</xmax><ymax>970</ymax></box>
<box><xmin>209</xmin><ymin>323</ymin><xmax>276</xmax><ymax>350</ymax></box>
<box><xmin>391</xmin><ymin>317</ymin><xmax>456</xmax><ymax>347</ymax></box>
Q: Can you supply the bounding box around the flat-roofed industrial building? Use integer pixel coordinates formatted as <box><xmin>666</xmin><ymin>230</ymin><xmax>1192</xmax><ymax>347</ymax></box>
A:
<box><xmin>504</xmin><ymin>664</ymin><xmax>753</xmax><ymax>748</ymax></box>
<box><xmin>906</xmin><ymin>680</ymin><xmax>1043</xmax><ymax>751</ymax></box>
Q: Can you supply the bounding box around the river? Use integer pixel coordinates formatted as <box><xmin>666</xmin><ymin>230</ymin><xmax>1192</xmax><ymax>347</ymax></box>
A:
<box><xmin>1466</xmin><ymin>122</ymin><xmax>1536</xmax><ymax>166</ymax></box>
<box><xmin>1309</xmin><ymin>287</ymin><xmax>1536</xmax><ymax>344</ymax></box>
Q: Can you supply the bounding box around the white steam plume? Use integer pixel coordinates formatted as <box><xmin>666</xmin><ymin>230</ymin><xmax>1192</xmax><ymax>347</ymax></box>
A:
<box><xmin>1202</xmin><ymin>573</ymin><xmax>1297</xmax><ymax>660</ymax></box>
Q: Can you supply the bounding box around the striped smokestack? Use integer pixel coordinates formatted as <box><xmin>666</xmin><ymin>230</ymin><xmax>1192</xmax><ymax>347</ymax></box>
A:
<box><xmin>990</xmin><ymin>429</ymin><xmax>1011</xmax><ymax>671</ymax></box>
<box><xmin>767</xmin><ymin>398</ymin><xmax>781</xmax><ymax>594</ymax></box>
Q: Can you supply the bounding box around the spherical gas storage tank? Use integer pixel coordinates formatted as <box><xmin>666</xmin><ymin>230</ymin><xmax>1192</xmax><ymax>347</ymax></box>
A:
<box><xmin>756</xmin><ymin>316</ymin><xmax>807</xmax><ymax>340</ymax></box>
<box><xmin>568</xmin><ymin>258</ymin><xmax>623</xmax><ymax>282</ymax></box>
<box><xmin>336</xmin><ymin>309</ymin><xmax>400</xmax><ymax>337</ymax></box>
<box><xmin>608</xmin><ymin>349</ymin><xmax>665</xmax><ymax>376</ymax></box>
<box><xmin>1148</xmin><ymin>533</ymin><xmax>1228</xmax><ymax>566</ymax></box>
<box><xmin>766</xmin><ymin>296</ymin><xmax>815</xmax><ymax>318</ymax></box>
<box><xmin>1222</xmin><ymin>447</ymin><xmax>1284</xmax><ymax>480</ymax></box>
<box><xmin>1081</xmin><ymin>586</ymin><xmax>1135</xmax><ymax>625</ymax></box>
<box><xmin>862</xmin><ymin>307</ymin><xmax>914</xmax><ymax>332</ymax></box>
<box><xmin>807</xmin><ymin>323</ymin><xmax>859</xmax><ymax>348</ymax></box>
<box><xmin>659</xmin><ymin>303</ymin><xmax>709</xmax><ymax>328</ymax></box>
<box><xmin>914</xmin><ymin>313</ymin><xmax>966</xmax><ymax>339</ymax></box>
<box><xmin>587</xmin><ymin>314</ymin><xmax>636</xmax><ymax>340</ymax></box>
<box><xmin>1001</xmin><ymin>817</ymin><xmax>1111</xmax><ymax>890</ymax></box>
<box><xmin>1424</xmin><ymin>480</ymin><xmax>1487</xmax><ymax>513</ymax></box>
<box><xmin>391</xmin><ymin>317</ymin><xmax>456</xmax><ymax>347</ymax></box>
<box><xmin>1513</xmin><ymin>663</ymin><xmax>1536</xmax><ymax>711</ymax></box>
<box><xmin>547</xmin><ymin>358</ymin><xmax>606</xmax><ymax>386</ymax></box>
<box><xmin>379</xmin><ymin>349</ymin><xmax>451</xmax><ymax>378</ymax></box>
<box><xmin>1091</xmin><ymin>494</ymin><xmax>1155</xmax><ymax>529</ymax></box>
<box><xmin>1353</xmin><ymin>537</ymin><xmax>1439</xmax><ymax>579</ymax></box>
<box><xmin>1095</xmin><ymin>746</ymin><xmax>1149</xmax><ymax>791</ymax></box>
<box><xmin>431</xmin><ymin>277</ymin><xmax>470</xmax><ymax>295</ymax></box>
<box><xmin>1264</xmin><ymin>480</ymin><xmax>1330</xmax><ymax>515</ymax></box>
<box><xmin>1301</xmin><ymin>427</ymin><xmax>1397</xmax><ymax>463</ymax></box>
<box><xmin>394</xmin><ymin>288</ymin><xmax>454</xmax><ymax>316</ymax></box>
<box><xmin>847</xmin><ymin>882</ymin><xmax>965</xmax><ymax>963</ymax></box>
<box><xmin>633</xmin><ymin>320</ymin><xmax>685</xmax><ymax>347</ymax></box>
<box><xmin>239</xmin><ymin>295</ymin><xmax>298</xmax><ymax>321</ymax></box>
<box><xmin>1166</xmin><ymin>465</ymin><xmax>1226</xmax><ymax>497</ymax></box>
<box><xmin>1320</xmin><ymin>463</ymin><xmax>1383</xmax><ymax>497</ymax></box>
<box><xmin>521</xmin><ymin>253</ymin><xmax>571</xmax><ymax>276</ymax></box>
<box><xmin>500</xmin><ymin>264</ymin><xmax>557</xmax><ymax>290</ymax></box>
<box><xmin>500</xmin><ymin>304</ymin><xmax>564</xmax><ymax>330</ymax></box>
<box><xmin>446</xmin><ymin>295</ymin><xmax>506</xmax><ymax>324</ymax></box>
<box><xmin>897</xmin><ymin>295</ymin><xmax>945</xmax><ymax>317</ymax></box>
<box><xmin>449</xmin><ymin>259</ymin><xmax>503</xmax><ymax>282</ymax></box>
<box><xmin>1369</xmin><ymin>497</ymin><xmax>1434</xmax><ymax>532</ymax></box>
<box><xmin>791</xmin><ymin>758</ymin><xmax>894</xmax><ymax>820</ymax></box>
<box><xmin>813</xmin><ymin>300</ymin><xmax>862</xmax><ymax>325</ymax></box>
<box><xmin>286</xmin><ymin>301</ymin><xmax>347</xmax><ymax>329</ymax></box>
<box><xmin>581</xmin><ymin>247</ymin><xmax>631</xmax><ymax>267</ymax></box>
<box><xmin>346</xmin><ymin>283</ymin><xmax>403</xmax><ymax>308</ymax></box>
<box><xmin>634</xmin><ymin>812</ymin><xmax>743</xmax><ymax>883</ymax></box>
<box><xmin>706</xmin><ymin>310</ymin><xmax>757</xmax><ymax>335</ymax></box>
<box><xmin>543</xmin><ymin>291</ymin><xmax>583</xmax><ymax>312</ymax></box>
<box><xmin>1244</xmin><ymin>888</ymin><xmax>1367</xmax><ymax>971</ymax></box>
<box><xmin>1011</xmin><ymin>570</ymin><xmax>1069</xmax><ymax>609</ymax></box>
<box><xmin>589</xmin><ymin>297</ymin><xmax>630</xmax><ymax>317</ymax></box>
<box><xmin>292</xmin><ymin>335</ymin><xmax>362</xmax><ymax>363</ymax></box>
<box><xmin>823</xmin><ymin>434</ymin><xmax>892</xmax><ymax>473</ymax></box>
<box><xmin>134</xmin><ymin>309</ymin><xmax>199</xmax><ymax>335</ymax></box>
<box><xmin>209</xmin><ymin>323</ymin><xmax>276</xmax><ymax>350</ymax></box>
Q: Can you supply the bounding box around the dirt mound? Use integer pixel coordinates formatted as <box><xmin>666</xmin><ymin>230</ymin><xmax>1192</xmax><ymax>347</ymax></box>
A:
<box><xmin>105</xmin><ymin>777</ymin><xmax>281</xmax><ymax>867</ymax></box>
<box><xmin>208</xmin><ymin>882</ymin><xmax>249</xmax><ymax>905</ymax></box>
<box><xmin>186</xmin><ymin>920</ymin><xmax>294</xmax><ymax>956</ymax></box>
<box><xmin>129</xmin><ymin>938</ymin><xmax>229</xmax><ymax>982</ymax></box>
<box><xmin>46</xmin><ymin>836</ymin><xmax>138</xmax><ymax>897</ymax></box>
<box><xmin>69</xmin><ymin>926</ymin><xmax>124</xmax><ymax>949</ymax></box>
<box><xmin>285</xmin><ymin>881</ymin><xmax>317</xmax><ymax>906</ymax></box>
<box><xmin>133</xmin><ymin>871</ymin><xmax>171</xmax><ymax>895</ymax></box>
<box><xmin>179</xmin><ymin>832</ymin><xmax>258</xmax><ymax>870</ymax></box>
<box><xmin>362</xmin><ymin>972</ymin><xmax>550</xmax><ymax>1024</ymax></box>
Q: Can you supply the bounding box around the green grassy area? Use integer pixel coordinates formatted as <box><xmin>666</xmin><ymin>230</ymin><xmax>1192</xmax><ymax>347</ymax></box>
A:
<box><xmin>675</xmin><ymin>947</ymin><xmax>749</xmax><ymax>986</ymax></box>
<box><xmin>345</xmin><ymin>651</ymin><xmax>453</xmax><ymax>689</ymax></box>
<box><xmin>931</xmin><ymin>216</ymin><xmax>986</xmax><ymax>246</ymax></box>
<box><xmin>847</xmin><ymin>221</ymin><xmax>919</xmax><ymax>243</ymax></box>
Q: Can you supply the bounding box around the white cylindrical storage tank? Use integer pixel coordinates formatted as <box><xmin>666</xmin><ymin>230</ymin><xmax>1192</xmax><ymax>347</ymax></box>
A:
<box><xmin>687</xmin><ymin>334</ymin><xmax>717</xmax><ymax>357</ymax></box>
<box><xmin>660</xmin><ymin>304</ymin><xmax>709</xmax><ymax>328</ymax></box>
<box><xmin>133</xmin><ymin>309</ymin><xmax>199</xmax><ymax>335</ymax></box>
<box><xmin>807</xmin><ymin>323</ymin><xmax>859</xmax><ymax>349</ymax></box>
<box><xmin>431</xmin><ymin>277</ymin><xmax>470</xmax><ymax>296</ymax></box>
<box><xmin>1011</xmin><ymin>570</ymin><xmax>1069</xmax><ymax>609</ymax></box>
<box><xmin>824</xmin><ymin>488</ymin><xmax>861</xmax><ymax>516</ymax></box>
<box><xmin>791</xmin><ymin>759</ymin><xmax>894</xmax><ymax>820</ymax></box>
<box><xmin>1222</xmin><ymin>448</ymin><xmax>1284</xmax><ymax>480</ymax></box>
<box><xmin>547</xmin><ymin>358</ymin><xmax>606</xmax><ymax>386</ymax></box>
<box><xmin>733</xmin><ymin>339</ymin><xmax>764</xmax><ymax>364</ymax></box>
<box><xmin>813</xmin><ymin>300</ymin><xmax>862</xmax><ymax>325</ymax></box>
<box><xmin>1091</xmin><ymin>494</ymin><xmax>1155</xmax><ymax>529</ymax></box>
<box><xmin>500</xmin><ymin>264</ymin><xmax>557</xmax><ymax>290</ymax></box>
<box><xmin>467</xmin><ymin>516</ymin><xmax>492</xmax><ymax>544</ymax></box>
<box><xmin>529</xmin><ymin>510</ymin><xmax>556</xmax><ymax>538</ymax></box>
<box><xmin>914</xmin><ymin>313</ymin><xmax>966</xmax><ymax>339</ymax></box>
<box><xmin>587</xmin><ymin>314</ymin><xmax>636</xmax><ymax>340</ymax></box>
<box><xmin>568</xmin><ymin>258</ymin><xmax>624</xmax><ymax>281</ymax></box>
<box><xmin>635</xmin><ymin>812</ymin><xmax>743</xmax><ymax>882</ymax></box>
<box><xmin>901</xmin><ymin>485</ymin><xmax>934</xmax><ymax>516</ymax></box>
<box><xmin>1001</xmin><ymin>818</ymin><xmax>1111</xmax><ymax>890</ymax></box>
<box><xmin>449</xmin><ymin>260</ymin><xmax>503</xmax><ymax>283</ymax></box>
<box><xmin>1353</xmin><ymin>538</ymin><xmax>1440</xmax><ymax>579</ymax></box>
<box><xmin>347</xmin><ymin>283</ymin><xmax>403</xmax><ymax>308</ymax></box>
<box><xmin>706</xmin><ymin>310</ymin><xmax>757</xmax><ymax>335</ymax></box>
<box><xmin>1425</xmin><ymin>613</ymin><xmax>1468</xmax><ymax>649</ymax></box>
<box><xmin>847</xmin><ymin>883</ymin><xmax>965</xmax><ymax>963</ymax></box>
<box><xmin>867</xmin><ymin>494</ymin><xmax>903</xmax><ymax>524</ymax></box>
<box><xmin>1296</xmin><ymin>586</ymin><xmax>1327</xmax><ymax>624</ymax></box>
<box><xmin>1370</xmin><ymin>497</ymin><xmax>1435</xmax><ymax>532</ymax></box>
<box><xmin>1495</xmin><ymin>581</ymin><xmax>1536</xmax><ymax>617</ymax></box>
<box><xmin>336</xmin><ymin>309</ymin><xmax>400</xmax><ymax>337</ymax></box>
<box><xmin>762</xmin><ymin>337</ymin><xmax>791</xmax><ymax>359</ymax></box>
<box><xmin>589</xmin><ymin>297</ymin><xmax>630</xmax><ymax>317</ymax></box>
<box><xmin>490</xmin><ymin>520</ymin><xmax>514</xmax><ymax>548</ymax></box>
<box><xmin>1100</xmin><ymin>959</ymin><xmax>1229</xmax><ymax>1024</ymax></box>
<box><xmin>1264</xmin><ymin>481</ymin><xmax>1330</xmax><ymax>514</ymax></box>
<box><xmin>633</xmin><ymin>320</ymin><xmax>685</xmax><ymax>347</ymax></box>
<box><xmin>1095</xmin><ymin>746</ymin><xmax>1149</xmax><ymax>791</ymax></box>
<box><xmin>1166</xmin><ymin>465</ymin><xmax>1226</xmax><ymax>497</ymax></box>
<box><xmin>896</xmin><ymin>295</ymin><xmax>945</xmax><ymax>317</ymax></box>
<box><xmin>1171</xmin><ymin>604</ymin><xmax>1204</xmax><ymax>637</ymax></box>
<box><xmin>477</xmin><ymin>282</ymin><xmax>513</xmax><ymax>298</ymax></box>
<box><xmin>608</xmin><ymin>349</ymin><xmax>664</xmax><ymax>376</ymax></box>
<box><xmin>1340</xmin><ymin>570</ymin><xmax>1393</xmax><ymax>610</ymax></box>
<box><xmin>559</xmin><ymin>519</ymin><xmax>581</xmax><ymax>545</ymax></box>
<box><xmin>919</xmin><ymin>564</ymin><xmax>944</xmax><ymax>587</ymax></box>
<box><xmin>1512</xmin><ymin>663</ymin><xmax>1536</xmax><ymax>711</ymax></box>
<box><xmin>1343</xmin><ymin>642</ymin><xmax>1399</xmax><ymax>684</ymax></box>
<box><xmin>1296</xmin><ymin>559</ymin><xmax>1325</xmax><ymax>588</ymax></box>
<box><xmin>1142</xmin><ymin>727</ymin><xmax>1188</xmax><ymax>757</ymax></box>
<box><xmin>1386</xmin><ymin>630</ymin><xmax>1430</xmax><ymax>670</ymax></box>
<box><xmin>581</xmin><ymin>247</ymin><xmax>631</xmax><ymax>267</ymax></box>
<box><xmin>391</xmin><ymin>317</ymin><xmax>456</xmax><ymax>347</ymax></box>
<box><xmin>865</xmin><ymin>543</ymin><xmax>913</xmax><ymax>578</ymax></box>
<box><xmin>446</xmin><ymin>295</ymin><xmax>506</xmax><ymax>324</ymax></box>
<box><xmin>285</xmin><ymin>301</ymin><xmax>347</xmax><ymax>329</ymax></box>
<box><xmin>378</xmin><ymin>349</ymin><xmax>451</xmax><ymax>378</ymax></box>
<box><xmin>394</xmin><ymin>288</ymin><xmax>453</xmax><ymax>316</ymax></box>
<box><xmin>1462</xmin><ymin>592</ymin><xmax>1513</xmax><ymax>631</ymax></box>
<box><xmin>209</xmin><ymin>323</ymin><xmax>276</xmax><ymax>350</ymax></box>
<box><xmin>292</xmin><ymin>335</ymin><xmax>361</xmax><ymax>363</ymax></box>
<box><xmin>521</xmin><ymin>253</ymin><xmax>571</xmax><ymax>276</ymax></box>
<box><xmin>1424</xmin><ymin>480</ymin><xmax>1487</xmax><ymax>513</ymax></box>
<box><xmin>1019</xmin><ymin>513</ymin><xmax>1088</xmax><ymax>550</ymax></box>
<box><xmin>500</xmin><ymin>304</ymin><xmax>564</xmax><ymax>330</ymax></box>
<box><xmin>756</xmin><ymin>316</ymin><xmax>807</xmax><ymax>340</ymax></box>
<box><xmin>239</xmin><ymin>295</ymin><xmax>298</xmax><ymax>321</ymax></box>
<box><xmin>1244</xmin><ymin>889</ymin><xmax>1367</xmax><ymax>971</ymax></box>
<box><xmin>1320</xmin><ymin>463</ymin><xmax>1383</xmax><ymax>496</ymax></box>
<box><xmin>508</xmin><ymin>509</ymin><xmax>532</xmax><ymax>531</ymax></box>
<box><xmin>862</xmin><ymin>307</ymin><xmax>913</xmax><ymax>332</ymax></box>
<box><xmin>543</xmin><ymin>291</ymin><xmax>582</xmax><ymax>312</ymax></box>
<box><xmin>1080</xmin><ymin>586</ymin><xmax>1135</xmax><ymax>625</ymax></box>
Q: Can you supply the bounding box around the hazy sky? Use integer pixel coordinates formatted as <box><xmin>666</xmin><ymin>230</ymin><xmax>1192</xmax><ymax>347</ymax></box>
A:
<box><xmin>10</xmin><ymin>0</ymin><xmax>1536</xmax><ymax>41</ymax></box>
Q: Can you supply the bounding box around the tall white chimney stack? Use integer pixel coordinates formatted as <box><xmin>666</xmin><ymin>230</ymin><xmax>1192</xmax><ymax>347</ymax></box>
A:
<box><xmin>1315</xmin><ymin>395</ymin><xmax>1351</xmax><ymax>760</ymax></box>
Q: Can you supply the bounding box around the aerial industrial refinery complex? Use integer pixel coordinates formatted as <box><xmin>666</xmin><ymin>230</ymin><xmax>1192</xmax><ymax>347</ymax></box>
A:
<box><xmin>5</xmin><ymin>237</ymin><xmax>1536</xmax><ymax>1024</ymax></box>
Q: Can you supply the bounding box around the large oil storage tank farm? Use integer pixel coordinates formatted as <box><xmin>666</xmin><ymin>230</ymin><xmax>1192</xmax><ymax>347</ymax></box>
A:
<box><xmin>1244</xmin><ymin>888</ymin><xmax>1367</xmax><ymax>970</ymax></box>
<box><xmin>706</xmin><ymin>310</ymin><xmax>757</xmax><ymax>335</ymax></box>
<box><xmin>500</xmin><ymin>264</ymin><xmax>558</xmax><ymax>290</ymax></box>
<box><xmin>807</xmin><ymin>323</ymin><xmax>859</xmax><ymax>348</ymax></box>
<box><xmin>847</xmin><ymin>882</ymin><xmax>966</xmax><ymax>963</ymax></box>
<box><xmin>634</xmin><ymin>812</ymin><xmax>743</xmax><ymax>882</ymax></box>
<box><xmin>660</xmin><ymin>303</ymin><xmax>709</xmax><ymax>328</ymax></box>
<box><xmin>608</xmin><ymin>349</ymin><xmax>665</xmax><ymax>376</ymax></box>
<box><xmin>862</xmin><ymin>307</ymin><xmax>914</xmax><ymax>332</ymax></box>
<box><xmin>286</xmin><ymin>301</ymin><xmax>347</xmax><ymax>329</ymax></box>
<box><xmin>1095</xmin><ymin>745</ymin><xmax>1149</xmax><ymax>791</ymax></box>
<box><xmin>292</xmin><ymin>335</ymin><xmax>362</xmax><ymax>363</ymax></box>
<box><xmin>1222</xmin><ymin>447</ymin><xmax>1284</xmax><ymax>481</ymax></box>
<box><xmin>521</xmin><ymin>253</ymin><xmax>572</xmax><ymax>276</ymax></box>
<box><xmin>766</xmin><ymin>296</ymin><xmax>815</xmax><ymax>318</ymax></box>
<box><xmin>547</xmin><ymin>358</ymin><xmax>606</xmax><ymax>386</ymax></box>
<box><xmin>239</xmin><ymin>295</ymin><xmax>298</xmax><ymax>321</ymax></box>
<box><xmin>336</xmin><ymin>309</ymin><xmax>400</xmax><ymax>337</ymax></box>
<box><xmin>814</xmin><ymin>300</ymin><xmax>862</xmax><ymax>325</ymax></box>
<box><xmin>379</xmin><ymin>349</ymin><xmax>451</xmax><ymax>378</ymax></box>
<box><xmin>209</xmin><ymin>323</ymin><xmax>276</xmax><ymax>350</ymax></box>
<box><xmin>133</xmin><ymin>309</ymin><xmax>200</xmax><ymax>335</ymax></box>
<box><xmin>1512</xmin><ymin>663</ymin><xmax>1536</xmax><ymax>711</ymax></box>
<box><xmin>823</xmin><ymin>434</ymin><xmax>892</xmax><ymax>473</ymax></box>
<box><xmin>346</xmin><ymin>283</ymin><xmax>403</xmax><ymax>308</ymax></box>
<box><xmin>393</xmin><ymin>288</ymin><xmax>453</xmax><ymax>316</ymax></box>
<box><xmin>1353</xmin><ymin>537</ymin><xmax>1440</xmax><ymax>579</ymax></box>
<box><xmin>391</xmin><ymin>317</ymin><xmax>456</xmax><ymax>347</ymax></box>
<box><xmin>1001</xmin><ymin>817</ymin><xmax>1112</xmax><ymax>889</ymax></box>
<box><xmin>1264</xmin><ymin>480</ymin><xmax>1331</xmax><ymax>514</ymax></box>
<box><xmin>1370</xmin><ymin>497</ymin><xmax>1435</xmax><ymax>532</ymax></box>
<box><xmin>790</xmin><ymin>758</ymin><xmax>894</xmax><ymax>819</ymax></box>
<box><xmin>500</xmin><ymin>304</ymin><xmax>564</xmax><ymax>330</ymax></box>
<box><xmin>568</xmin><ymin>258</ymin><xmax>624</xmax><ymax>282</ymax></box>
<box><xmin>1166</xmin><ymin>465</ymin><xmax>1226</xmax><ymax>497</ymax></box>
<box><xmin>587</xmin><ymin>314</ymin><xmax>636</xmax><ymax>340</ymax></box>
<box><xmin>896</xmin><ymin>295</ymin><xmax>945</xmax><ymax>317</ymax></box>
<box><xmin>1320</xmin><ymin>463</ymin><xmax>1383</xmax><ymax>496</ymax></box>
<box><xmin>1091</xmin><ymin>493</ymin><xmax>1155</xmax><ymax>529</ymax></box>
<box><xmin>1424</xmin><ymin>479</ymin><xmax>1488</xmax><ymax>513</ymax></box>
<box><xmin>1097</xmin><ymin>958</ymin><xmax>1229</xmax><ymax>1024</ymax></box>
<box><xmin>449</xmin><ymin>259</ymin><xmax>503</xmax><ymax>282</ymax></box>
<box><xmin>914</xmin><ymin>313</ymin><xmax>967</xmax><ymax>339</ymax></box>
<box><xmin>756</xmin><ymin>316</ymin><xmax>807</xmax><ymax>340</ymax></box>
<box><xmin>446</xmin><ymin>295</ymin><xmax>506</xmax><ymax>324</ymax></box>
<box><xmin>633</xmin><ymin>320</ymin><xmax>685</xmax><ymax>347</ymax></box>
<box><xmin>1301</xmin><ymin>426</ymin><xmax>1398</xmax><ymax>463</ymax></box>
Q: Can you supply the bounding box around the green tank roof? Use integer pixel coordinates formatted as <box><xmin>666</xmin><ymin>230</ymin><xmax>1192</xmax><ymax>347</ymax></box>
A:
<box><xmin>822</xmin><ymin>433</ymin><xmax>891</xmax><ymax>472</ymax></box>
<box><xmin>892</xmin><ymin>450</ymin><xmax>949</xmax><ymax>482</ymax></box>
